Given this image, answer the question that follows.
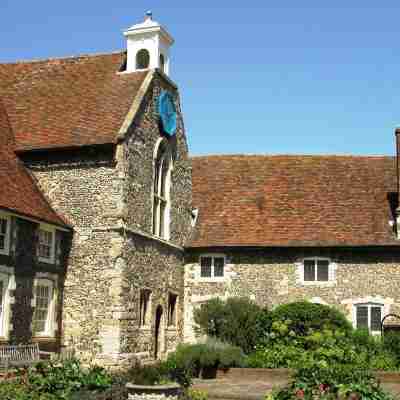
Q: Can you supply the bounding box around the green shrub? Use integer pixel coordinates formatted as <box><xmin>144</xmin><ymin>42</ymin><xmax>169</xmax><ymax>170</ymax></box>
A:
<box><xmin>187</xmin><ymin>389</ymin><xmax>209</xmax><ymax>400</ymax></box>
<box><xmin>164</xmin><ymin>339</ymin><xmax>245</xmax><ymax>385</ymax></box>
<box><xmin>193</xmin><ymin>297</ymin><xmax>268</xmax><ymax>353</ymax></box>
<box><xmin>193</xmin><ymin>298</ymin><xmax>227</xmax><ymax>338</ymax></box>
<box><xmin>383</xmin><ymin>331</ymin><xmax>400</xmax><ymax>363</ymax></box>
<box><xmin>246</xmin><ymin>343</ymin><xmax>305</xmax><ymax>369</ymax></box>
<box><xmin>267</xmin><ymin>361</ymin><xmax>394</xmax><ymax>400</ymax></box>
<box><xmin>126</xmin><ymin>364</ymin><xmax>171</xmax><ymax>385</ymax></box>
<box><xmin>0</xmin><ymin>358</ymin><xmax>114</xmax><ymax>400</ymax></box>
<box><xmin>370</xmin><ymin>352</ymin><xmax>398</xmax><ymax>371</ymax></box>
<box><xmin>163</xmin><ymin>345</ymin><xmax>196</xmax><ymax>388</ymax></box>
<box><xmin>270</xmin><ymin>301</ymin><xmax>352</xmax><ymax>336</ymax></box>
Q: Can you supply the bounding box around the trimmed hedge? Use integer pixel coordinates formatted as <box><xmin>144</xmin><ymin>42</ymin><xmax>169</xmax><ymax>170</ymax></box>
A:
<box><xmin>270</xmin><ymin>301</ymin><xmax>353</xmax><ymax>335</ymax></box>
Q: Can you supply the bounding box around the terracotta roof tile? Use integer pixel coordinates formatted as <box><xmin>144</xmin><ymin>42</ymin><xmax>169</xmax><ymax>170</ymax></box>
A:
<box><xmin>0</xmin><ymin>52</ymin><xmax>147</xmax><ymax>151</ymax></box>
<box><xmin>189</xmin><ymin>155</ymin><xmax>399</xmax><ymax>247</ymax></box>
<box><xmin>0</xmin><ymin>99</ymin><xmax>69</xmax><ymax>227</ymax></box>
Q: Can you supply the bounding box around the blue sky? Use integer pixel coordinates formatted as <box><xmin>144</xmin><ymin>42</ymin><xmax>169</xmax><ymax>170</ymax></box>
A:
<box><xmin>2</xmin><ymin>1</ymin><xmax>400</xmax><ymax>156</ymax></box>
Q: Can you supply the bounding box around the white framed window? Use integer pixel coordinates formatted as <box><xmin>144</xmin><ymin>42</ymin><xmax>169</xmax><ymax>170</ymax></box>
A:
<box><xmin>152</xmin><ymin>139</ymin><xmax>172</xmax><ymax>240</ymax></box>
<box><xmin>299</xmin><ymin>258</ymin><xmax>334</xmax><ymax>284</ymax></box>
<box><xmin>200</xmin><ymin>255</ymin><xmax>225</xmax><ymax>279</ymax></box>
<box><xmin>168</xmin><ymin>293</ymin><xmax>178</xmax><ymax>327</ymax></box>
<box><xmin>37</xmin><ymin>226</ymin><xmax>55</xmax><ymax>263</ymax></box>
<box><xmin>139</xmin><ymin>289</ymin><xmax>152</xmax><ymax>328</ymax></box>
<box><xmin>354</xmin><ymin>303</ymin><xmax>383</xmax><ymax>334</ymax></box>
<box><xmin>0</xmin><ymin>272</ymin><xmax>12</xmax><ymax>339</ymax></box>
<box><xmin>0</xmin><ymin>214</ymin><xmax>10</xmax><ymax>255</ymax></box>
<box><xmin>32</xmin><ymin>279</ymin><xmax>55</xmax><ymax>337</ymax></box>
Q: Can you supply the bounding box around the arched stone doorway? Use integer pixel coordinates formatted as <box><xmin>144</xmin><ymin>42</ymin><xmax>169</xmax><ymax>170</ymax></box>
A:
<box><xmin>154</xmin><ymin>305</ymin><xmax>164</xmax><ymax>359</ymax></box>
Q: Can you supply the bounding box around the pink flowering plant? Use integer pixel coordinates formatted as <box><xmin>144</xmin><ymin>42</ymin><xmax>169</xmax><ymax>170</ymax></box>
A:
<box><xmin>265</xmin><ymin>362</ymin><xmax>394</xmax><ymax>400</ymax></box>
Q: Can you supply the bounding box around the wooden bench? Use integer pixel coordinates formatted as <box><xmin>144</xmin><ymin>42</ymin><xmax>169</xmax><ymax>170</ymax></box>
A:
<box><xmin>0</xmin><ymin>343</ymin><xmax>47</xmax><ymax>369</ymax></box>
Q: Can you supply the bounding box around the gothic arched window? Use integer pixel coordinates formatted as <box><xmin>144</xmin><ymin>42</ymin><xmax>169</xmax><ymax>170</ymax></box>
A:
<box><xmin>136</xmin><ymin>49</ymin><xmax>150</xmax><ymax>70</ymax></box>
<box><xmin>153</xmin><ymin>140</ymin><xmax>172</xmax><ymax>239</ymax></box>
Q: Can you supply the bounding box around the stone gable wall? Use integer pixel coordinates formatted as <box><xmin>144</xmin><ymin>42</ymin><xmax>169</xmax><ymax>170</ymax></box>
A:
<box><xmin>184</xmin><ymin>248</ymin><xmax>400</xmax><ymax>342</ymax></box>
<box><xmin>121</xmin><ymin>73</ymin><xmax>192</xmax><ymax>248</ymax></box>
<box><xmin>115</xmin><ymin>73</ymin><xmax>192</xmax><ymax>361</ymax></box>
<box><xmin>24</xmin><ymin>73</ymin><xmax>192</xmax><ymax>364</ymax></box>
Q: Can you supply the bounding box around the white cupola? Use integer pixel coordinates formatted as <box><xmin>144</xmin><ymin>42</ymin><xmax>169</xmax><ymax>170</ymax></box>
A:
<box><xmin>123</xmin><ymin>11</ymin><xmax>174</xmax><ymax>76</ymax></box>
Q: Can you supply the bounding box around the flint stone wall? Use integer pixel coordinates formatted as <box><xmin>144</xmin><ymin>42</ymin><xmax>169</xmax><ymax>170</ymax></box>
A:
<box><xmin>121</xmin><ymin>74</ymin><xmax>192</xmax><ymax>248</ymax></box>
<box><xmin>23</xmin><ymin>72</ymin><xmax>192</xmax><ymax>364</ymax></box>
<box><xmin>118</xmin><ymin>73</ymin><xmax>192</xmax><ymax>360</ymax></box>
<box><xmin>24</xmin><ymin>148</ymin><xmax>124</xmax><ymax>362</ymax></box>
<box><xmin>184</xmin><ymin>248</ymin><xmax>400</xmax><ymax>342</ymax></box>
<box><xmin>119</xmin><ymin>234</ymin><xmax>185</xmax><ymax>360</ymax></box>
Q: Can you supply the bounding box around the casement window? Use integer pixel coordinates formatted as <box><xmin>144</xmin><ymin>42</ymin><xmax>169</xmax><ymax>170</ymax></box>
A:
<box><xmin>0</xmin><ymin>215</ymin><xmax>10</xmax><ymax>255</ymax></box>
<box><xmin>355</xmin><ymin>303</ymin><xmax>383</xmax><ymax>333</ymax></box>
<box><xmin>139</xmin><ymin>289</ymin><xmax>151</xmax><ymax>327</ymax></box>
<box><xmin>168</xmin><ymin>293</ymin><xmax>178</xmax><ymax>326</ymax></box>
<box><xmin>32</xmin><ymin>279</ymin><xmax>55</xmax><ymax>337</ymax></box>
<box><xmin>37</xmin><ymin>226</ymin><xmax>55</xmax><ymax>263</ymax></box>
<box><xmin>302</xmin><ymin>258</ymin><xmax>330</xmax><ymax>282</ymax></box>
<box><xmin>200</xmin><ymin>255</ymin><xmax>225</xmax><ymax>278</ymax></box>
<box><xmin>153</xmin><ymin>140</ymin><xmax>172</xmax><ymax>240</ymax></box>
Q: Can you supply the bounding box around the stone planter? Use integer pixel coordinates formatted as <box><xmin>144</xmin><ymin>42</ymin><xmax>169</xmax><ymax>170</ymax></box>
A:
<box><xmin>126</xmin><ymin>383</ymin><xmax>183</xmax><ymax>400</ymax></box>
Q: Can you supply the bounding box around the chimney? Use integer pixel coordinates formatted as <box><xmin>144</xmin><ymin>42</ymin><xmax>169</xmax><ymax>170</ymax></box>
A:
<box><xmin>396</xmin><ymin>128</ymin><xmax>400</xmax><ymax>238</ymax></box>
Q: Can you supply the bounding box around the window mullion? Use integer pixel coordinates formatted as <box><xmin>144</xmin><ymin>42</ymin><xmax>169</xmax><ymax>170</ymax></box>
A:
<box><xmin>368</xmin><ymin>305</ymin><xmax>371</xmax><ymax>331</ymax></box>
<box><xmin>314</xmin><ymin>260</ymin><xmax>317</xmax><ymax>281</ymax></box>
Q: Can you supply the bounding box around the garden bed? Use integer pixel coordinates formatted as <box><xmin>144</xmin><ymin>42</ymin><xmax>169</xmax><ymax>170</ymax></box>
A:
<box><xmin>217</xmin><ymin>368</ymin><xmax>400</xmax><ymax>383</ymax></box>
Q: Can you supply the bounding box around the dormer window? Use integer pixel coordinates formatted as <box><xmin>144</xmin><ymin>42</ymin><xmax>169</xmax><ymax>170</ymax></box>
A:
<box><xmin>37</xmin><ymin>226</ymin><xmax>55</xmax><ymax>263</ymax></box>
<box><xmin>136</xmin><ymin>49</ymin><xmax>150</xmax><ymax>70</ymax></box>
<box><xmin>0</xmin><ymin>214</ymin><xmax>10</xmax><ymax>255</ymax></box>
<box><xmin>153</xmin><ymin>139</ymin><xmax>172</xmax><ymax>240</ymax></box>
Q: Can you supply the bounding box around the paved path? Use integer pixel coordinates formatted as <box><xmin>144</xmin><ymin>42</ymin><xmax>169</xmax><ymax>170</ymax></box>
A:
<box><xmin>193</xmin><ymin>378</ymin><xmax>400</xmax><ymax>400</ymax></box>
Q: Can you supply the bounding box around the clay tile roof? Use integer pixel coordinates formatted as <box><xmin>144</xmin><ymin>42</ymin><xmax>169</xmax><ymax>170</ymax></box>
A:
<box><xmin>189</xmin><ymin>155</ymin><xmax>399</xmax><ymax>248</ymax></box>
<box><xmin>0</xmin><ymin>52</ymin><xmax>148</xmax><ymax>151</ymax></box>
<box><xmin>0</xmin><ymin>99</ymin><xmax>69</xmax><ymax>227</ymax></box>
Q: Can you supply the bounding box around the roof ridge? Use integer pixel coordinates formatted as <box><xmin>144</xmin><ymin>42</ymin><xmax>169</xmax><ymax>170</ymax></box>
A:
<box><xmin>0</xmin><ymin>49</ymin><xmax>126</xmax><ymax>66</ymax></box>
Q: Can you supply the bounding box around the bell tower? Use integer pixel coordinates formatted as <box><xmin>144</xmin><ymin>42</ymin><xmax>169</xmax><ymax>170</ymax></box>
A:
<box><xmin>123</xmin><ymin>11</ymin><xmax>174</xmax><ymax>76</ymax></box>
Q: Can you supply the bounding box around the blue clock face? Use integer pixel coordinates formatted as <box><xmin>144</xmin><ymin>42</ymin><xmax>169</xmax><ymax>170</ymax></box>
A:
<box><xmin>158</xmin><ymin>91</ymin><xmax>177</xmax><ymax>136</ymax></box>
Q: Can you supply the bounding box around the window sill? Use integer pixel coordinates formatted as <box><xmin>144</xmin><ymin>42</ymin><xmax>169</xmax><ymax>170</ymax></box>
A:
<box><xmin>0</xmin><ymin>249</ymin><xmax>10</xmax><ymax>256</ymax></box>
<box><xmin>167</xmin><ymin>325</ymin><xmax>177</xmax><ymax>331</ymax></box>
<box><xmin>38</xmin><ymin>257</ymin><xmax>55</xmax><ymax>264</ymax></box>
<box><xmin>139</xmin><ymin>326</ymin><xmax>152</xmax><ymax>331</ymax></box>
<box><xmin>299</xmin><ymin>280</ymin><xmax>336</xmax><ymax>287</ymax></box>
<box><xmin>197</xmin><ymin>277</ymin><xmax>226</xmax><ymax>283</ymax></box>
<box><xmin>32</xmin><ymin>336</ymin><xmax>57</xmax><ymax>342</ymax></box>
